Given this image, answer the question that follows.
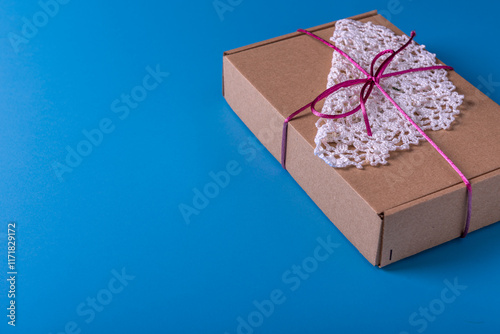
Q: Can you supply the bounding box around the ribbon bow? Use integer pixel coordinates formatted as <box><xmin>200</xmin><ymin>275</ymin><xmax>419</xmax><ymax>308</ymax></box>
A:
<box><xmin>281</xmin><ymin>28</ymin><xmax>472</xmax><ymax>237</ymax></box>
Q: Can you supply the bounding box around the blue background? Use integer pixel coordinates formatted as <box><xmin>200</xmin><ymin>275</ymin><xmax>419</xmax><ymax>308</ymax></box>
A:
<box><xmin>1</xmin><ymin>0</ymin><xmax>499</xmax><ymax>333</ymax></box>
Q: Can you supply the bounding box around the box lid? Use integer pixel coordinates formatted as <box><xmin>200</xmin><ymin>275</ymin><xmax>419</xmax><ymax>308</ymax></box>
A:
<box><xmin>224</xmin><ymin>10</ymin><xmax>500</xmax><ymax>214</ymax></box>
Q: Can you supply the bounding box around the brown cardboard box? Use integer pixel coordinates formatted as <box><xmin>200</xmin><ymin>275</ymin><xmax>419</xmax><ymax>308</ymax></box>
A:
<box><xmin>222</xmin><ymin>10</ymin><xmax>500</xmax><ymax>267</ymax></box>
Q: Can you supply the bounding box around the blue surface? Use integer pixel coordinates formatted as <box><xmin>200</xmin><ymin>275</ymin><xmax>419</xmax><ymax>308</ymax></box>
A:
<box><xmin>1</xmin><ymin>0</ymin><xmax>500</xmax><ymax>333</ymax></box>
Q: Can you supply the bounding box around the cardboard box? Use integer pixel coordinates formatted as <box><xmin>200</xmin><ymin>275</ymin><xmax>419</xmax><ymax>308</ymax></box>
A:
<box><xmin>222</xmin><ymin>10</ymin><xmax>500</xmax><ymax>267</ymax></box>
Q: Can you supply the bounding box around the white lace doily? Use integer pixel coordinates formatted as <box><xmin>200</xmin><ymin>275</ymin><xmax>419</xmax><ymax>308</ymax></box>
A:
<box><xmin>315</xmin><ymin>19</ymin><xmax>463</xmax><ymax>168</ymax></box>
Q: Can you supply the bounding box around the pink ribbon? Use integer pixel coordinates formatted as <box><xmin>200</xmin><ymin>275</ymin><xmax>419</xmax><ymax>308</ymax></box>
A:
<box><xmin>281</xmin><ymin>29</ymin><xmax>472</xmax><ymax>238</ymax></box>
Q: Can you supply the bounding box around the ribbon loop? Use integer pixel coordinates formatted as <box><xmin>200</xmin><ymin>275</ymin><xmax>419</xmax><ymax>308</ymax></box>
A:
<box><xmin>370</xmin><ymin>49</ymin><xmax>394</xmax><ymax>80</ymax></box>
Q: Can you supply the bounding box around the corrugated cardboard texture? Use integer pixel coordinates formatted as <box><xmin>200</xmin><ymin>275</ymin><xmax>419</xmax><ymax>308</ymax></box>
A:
<box><xmin>381</xmin><ymin>169</ymin><xmax>500</xmax><ymax>266</ymax></box>
<box><xmin>223</xmin><ymin>10</ymin><xmax>500</xmax><ymax>266</ymax></box>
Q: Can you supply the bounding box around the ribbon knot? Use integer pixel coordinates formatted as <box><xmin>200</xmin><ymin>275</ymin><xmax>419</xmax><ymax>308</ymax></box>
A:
<box><xmin>281</xmin><ymin>28</ymin><xmax>472</xmax><ymax>238</ymax></box>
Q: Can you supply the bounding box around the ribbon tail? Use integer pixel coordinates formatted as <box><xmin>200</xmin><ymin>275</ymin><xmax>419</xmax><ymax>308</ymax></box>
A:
<box><xmin>360</xmin><ymin>82</ymin><xmax>374</xmax><ymax>136</ymax></box>
<box><xmin>360</xmin><ymin>101</ymin><xmax>373</xmax><ymax>137</ymax></box>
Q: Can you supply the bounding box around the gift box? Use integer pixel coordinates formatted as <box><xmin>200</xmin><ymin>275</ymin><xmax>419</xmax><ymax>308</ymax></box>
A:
<box><xmin>222</xmin><ymin>10</ymin><xmax>500</xmax><ymax>266</ymax></box>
